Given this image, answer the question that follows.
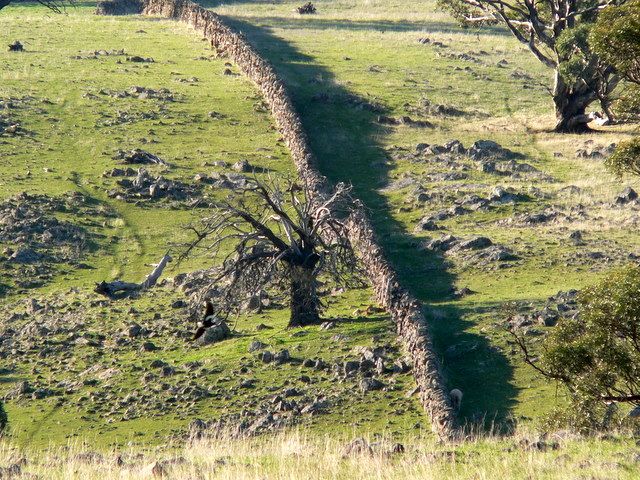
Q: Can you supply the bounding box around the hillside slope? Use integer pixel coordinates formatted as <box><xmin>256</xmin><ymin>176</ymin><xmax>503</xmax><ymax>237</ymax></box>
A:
<box><xmin>0</xmin><ymin>4</ymin><xmax>424</xmax><ymax>447</ymax></box>
<box><xmin>210</xmin><ymin>0</ymin><xmax>640</xmax><ymax>426</ymax></box>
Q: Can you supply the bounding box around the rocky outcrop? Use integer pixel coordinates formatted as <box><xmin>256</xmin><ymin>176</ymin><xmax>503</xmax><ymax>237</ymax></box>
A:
<box><xmin>96</xmin><ymin>0</ymin><xmax>458</xmax><ymax>440</ymax></box>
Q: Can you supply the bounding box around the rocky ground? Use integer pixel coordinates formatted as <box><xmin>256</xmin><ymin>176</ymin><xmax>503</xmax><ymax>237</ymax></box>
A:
<box><xmin>0</xmin><ymin>283</ymin><xmax>422</xmax><ymax>444</ymax></box>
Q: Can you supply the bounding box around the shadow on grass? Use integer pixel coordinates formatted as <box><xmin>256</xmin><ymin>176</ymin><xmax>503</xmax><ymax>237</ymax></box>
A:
<box><xmin>220</xmin><ymin>15</ymin><xmax>518</xmax><ymax>432</ymax></box>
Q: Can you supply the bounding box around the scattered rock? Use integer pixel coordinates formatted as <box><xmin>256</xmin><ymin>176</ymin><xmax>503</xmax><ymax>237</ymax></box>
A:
<box><xmin>342</xmin><ymin>438</ymin><xmax>373</xmax><ymax>456</ymax></box>
<box><xmin>249</xmin><ymin>340</ymin><xmax>267</xmax><ymax>352</ymax></box>
<box><xmin>615</xmin><ymin>187</ymin><xmax>638</xmax><ymax>205</ymax></box>
<box><xmin>232</xmin><ymin>160</ymin><xmax>253</xmax><ymax>172</ymax></box>
<box><xmin>114</xmin><ymin>149</ymin><xmax>169</xmax><ymax>166</ymax></box>
<box><xmin>127</xmin><ymin>56</ymin><xmax>154</xmax><ymax>63</ymax></box>
<box><xmin>377</xmin><ymin>115</ymin><xmax>433</xmax><ymax>128</ymax></box>
<box><xmin>196</xmin><ymin>322</ymin><xmax>231</xmax><ymax>345</ymax></box>
<box><xmin>360</xmin><ymin>377</ymin><xmax>384</xmax><ymax>392</ymax></box>
<box><xmin>141</xmin><ymin>341</ymin><xmax>158</xmax><ymax>352</ymax></box>
<box><xmin>140</xmin><ymin>460</ymin><xmax>167</xmax><ymax>478</ymax></box>
<box><xmin>296</xmin><ymin>2</ymin><xmax>316</xmax><ymax>14</ymax></box>
<box><xmin>468</xmin><ymin>140</ymin><xmax>519</xmax><ymax>161</ymax></box>
<box><xmin>8</xmin><ymin>40</ymin><xmax>24</xmax><ymax>52</ymax></box>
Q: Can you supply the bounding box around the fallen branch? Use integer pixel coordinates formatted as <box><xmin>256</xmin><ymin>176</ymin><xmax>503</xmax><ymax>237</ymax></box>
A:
<box><xmin>95</xmin><ymin>253</ymin><xmax>172</xmax><ymax>298</ymax></box>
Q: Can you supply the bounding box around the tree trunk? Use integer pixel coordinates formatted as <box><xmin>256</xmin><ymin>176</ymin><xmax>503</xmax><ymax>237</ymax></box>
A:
<box><xmin>553</xmin><ymin>71</ymin><xmax>598</xmax><ymax>133</ymax></box>
<box><xmin>95</xmin><ymin>253</ymin><xmax>172</xmax><ymax>298</ymax></box>
<box><xmin>289</xmin><ymin>265</ymin><xmax>320</xmax><ymax>327</ymax></box>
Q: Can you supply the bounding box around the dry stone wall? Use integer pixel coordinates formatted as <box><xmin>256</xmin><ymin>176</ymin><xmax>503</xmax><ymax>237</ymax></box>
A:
<box><xmin>96</xmin><ymin>0</ymin><xmax>459</xmax><ymax>440</ymax></box>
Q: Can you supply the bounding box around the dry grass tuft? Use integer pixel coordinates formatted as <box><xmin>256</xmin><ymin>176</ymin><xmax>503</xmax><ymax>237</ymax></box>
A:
<box><xmin>1</xmin><ymin>430</ymin><xmax>638</xmax><ymax>479</ymax></box>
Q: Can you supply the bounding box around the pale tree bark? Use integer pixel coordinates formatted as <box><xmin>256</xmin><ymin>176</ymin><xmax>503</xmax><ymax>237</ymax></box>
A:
<box><xmin>95</xmin><ymin>253</ymin><xmax>172</xmax><ymax>298</ymax></box>
<box><xmin>441</xmin><ymin>0</ymin><xmax>623</xmax><ymax>133</ymax></box>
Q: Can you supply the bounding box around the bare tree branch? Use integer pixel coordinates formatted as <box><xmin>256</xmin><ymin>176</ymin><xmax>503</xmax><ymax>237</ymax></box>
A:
<box><xmin>181</xmin><ymin>177</ymin><xmax>362</xmax><ymax>331</ymax></box>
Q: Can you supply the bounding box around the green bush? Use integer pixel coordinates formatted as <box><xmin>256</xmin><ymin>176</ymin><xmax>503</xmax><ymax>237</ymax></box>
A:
<box><xmin>591</xmin><ymin>1</ymin><xmax>640</xmax><ymax>85</ymax></box>
<box><xmin>612</xmin><ymin>85</ymin><xmax>640</xmax><ymax>122</ymax></box>
<box><xmin>605</xmin><ymin>137</ymin><xmax>640</xmax><ymax>178</ymax></box>
<box><xmin>515</xmin><ymin>266</ymin><xmax>640</xmax><ymax>432</ymax></box>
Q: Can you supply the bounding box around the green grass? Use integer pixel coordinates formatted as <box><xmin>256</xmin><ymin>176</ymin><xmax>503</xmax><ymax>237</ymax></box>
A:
<box><xmin>209</xmin><ymin>0</ymin><xmax>640</xmax><ymax>426</ymax></box>
<box><xmin>0</xmin><ymin>0</ymin><xmax>639</xmax><ymax>457</ymax></box>
<box><xmin>2</xmin><ymin>431</ymin><xmax>640</xmax><ymax>479</ymax></box>
<box><xmin>0</xmin><ymin>3</ymin><xmax>424</xmax><ymax>448</ymax></box>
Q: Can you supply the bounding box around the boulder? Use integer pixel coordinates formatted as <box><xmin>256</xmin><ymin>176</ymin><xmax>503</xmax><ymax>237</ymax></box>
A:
<box><xmin>342</xmin><ymin>438</ymin><xmax>372</xmax><ymax>456</ymax></box>
<box><xmin>197</xmin><ymin>322</ymin><xmax>231</xmax><ymax>345</ymax></box>
<box><xmin>260</xmin><ymin>351</ymin><xmax>274</xmax><ymax>363</ymax></box>
<box><xmin>274</xmin><ymin>349</ymin><xmax>290</xmax><ymax>364</ymax></box>
<box><xmin>8</xmin><ymin>40</ymin><xmax>24</xmax><ymax>52</ymax></box>
<box><xmin>232</xmin><ymin>160</ymin><xmax>252</xmax><ymax>173</ymax></box>
<box><xmin>127</xmin><ymin>323</ymin><xmax>142</xmax><ymax>337</ymax></box>
<box><xmin>455</xmin><ymin>236</ymin><xmax>492</xmax><ymax>250</ymax></box>
<box><xmin>360</xmin><ymin>377</ymin><xmax>384</xmax><ymax>392</ymax></box>
<box><xmin>615</xmin><ymin>187</ymin><xmax>638</xmax><ymax>205</ymax></box>
<box><xmin>248</xmin><ymin>340</ymin><xmax>266</xmax><ymax>352</ymax></box>
<box><xmin>468</xmin><ymin>140</ymin><xmax>508</xmax><ymax>160</ymax></box>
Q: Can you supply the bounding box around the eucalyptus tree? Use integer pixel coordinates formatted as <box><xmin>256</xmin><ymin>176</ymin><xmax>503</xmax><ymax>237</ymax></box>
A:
<box><xmin>439</xmin><ymin>0</ymin><xmax>626</xmax><ymax>132</ymax></box>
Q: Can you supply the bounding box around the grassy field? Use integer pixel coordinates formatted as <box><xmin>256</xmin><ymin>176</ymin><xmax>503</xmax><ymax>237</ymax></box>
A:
<box><xmin>0</xmin><ymin>3</ymin><xmax>425</xmax><ymax>448</ymax></box>
<box><xmin>211</xmin><ymin>0</ymin><xmax>640</xmax><ymax>425</ymax></box>
<box><xmin>0</xmin><ymin>0</ymin><xmax>639</xmax><ymax>473</ymax></box>
<box><xmin>2</xmin><ymin>431</ymin><xmax>640</xmax><ymax>479</ymax></box>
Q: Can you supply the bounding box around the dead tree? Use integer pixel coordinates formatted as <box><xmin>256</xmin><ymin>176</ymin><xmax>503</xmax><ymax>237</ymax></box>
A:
<box><xmin>182</xmin><ymin>177</ymin><xmax>360</xmax><ymax>328</ymax></box>
<box><xmin>0</xmin><ymin>0</ymin><xmax>74</xmax><ymax>12</ymax></box>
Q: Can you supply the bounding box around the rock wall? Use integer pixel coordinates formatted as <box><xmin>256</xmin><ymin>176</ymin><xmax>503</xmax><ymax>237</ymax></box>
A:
<box><xmin>96</xmin><ymin>0</ymin><xmax>459</xmax><ymax>440</ymax></box>
<box><xmin>95</xmin><ymin>0</ymin><xmax>143</xmax><ymax>15</ymax></box>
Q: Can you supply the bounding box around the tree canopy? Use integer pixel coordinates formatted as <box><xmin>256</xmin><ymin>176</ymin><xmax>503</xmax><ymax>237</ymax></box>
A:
<box><xmin>591</xmin><ymin>0</ymin><xmax>640</xmax><ymax>86</ymax></box>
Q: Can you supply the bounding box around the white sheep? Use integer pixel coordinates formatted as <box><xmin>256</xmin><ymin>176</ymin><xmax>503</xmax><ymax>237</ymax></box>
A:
<box><xmin>449</xmin><ymin>388</ymin><xmax>463</xmax><ymax>411</ymax></box>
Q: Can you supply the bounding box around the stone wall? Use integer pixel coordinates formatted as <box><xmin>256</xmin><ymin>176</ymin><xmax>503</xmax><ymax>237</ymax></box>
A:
<box><xmin>95</xmin><ymin>0</ymin><xmax>143</xmax><ymax>15</ymax></box>
<box><xmin>96</xmin><ymin>0</ymin><xmax>459</xmax><ymax>440</ymax></box>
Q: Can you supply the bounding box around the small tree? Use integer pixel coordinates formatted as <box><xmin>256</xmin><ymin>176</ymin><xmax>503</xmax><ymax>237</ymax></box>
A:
<box><xmin>438</xmin><ymin>0</ymin><xmax>623</xmax><ymax>132</ymax></box>
<box><xmin>510</xmin><ymin>266</ymin><xmax>640</xmax><ymax>431</ymax></box>
<box><xmin>605</xmin><ymin>138</ymin><xmax>640</xmax><ymax>178</ymax></box>
<box><xmin>183</xmin><ymin>178</ymin><xmax>360</xmax><ymax>328</ymax></box>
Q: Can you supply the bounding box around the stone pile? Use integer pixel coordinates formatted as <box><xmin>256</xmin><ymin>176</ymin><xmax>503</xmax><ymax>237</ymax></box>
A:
<box><xmin>107</xmin><ymin>168</ymin><xmax>202</xmax><ymax>203</ymax></box>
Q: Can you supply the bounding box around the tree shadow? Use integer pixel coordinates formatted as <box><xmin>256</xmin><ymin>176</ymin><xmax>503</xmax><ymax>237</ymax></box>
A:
<box><xmin>220</xmin><ymin>15</ymin><xmax>518</xmax><ymax>431</ymax></box>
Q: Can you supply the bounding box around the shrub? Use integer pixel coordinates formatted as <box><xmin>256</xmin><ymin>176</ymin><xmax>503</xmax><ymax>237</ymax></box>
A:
<box><xmin>605</xmin><ymin>137</ymin><xmax>640</xmax><ymax>178</ymax></box>
<box><xmin>612</xmin><ymin>85</ymin><xmax>640</xmax><ymax>122</ymax></box>
<box><xmin>512</xmin><ymin>266</ymin><xmax>640</xmax><ymax>432</ymax></box>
